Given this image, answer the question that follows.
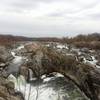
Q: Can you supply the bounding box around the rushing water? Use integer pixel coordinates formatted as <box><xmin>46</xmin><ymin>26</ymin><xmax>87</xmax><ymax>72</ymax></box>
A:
<box><xmin>8</xmin><ymin>74</ymin><xmax>89</xmax><ymax>100</ymax></box>
<box><xmin>7</xmin><ymin>44</ymin><xmax>89</xmax><ymax>100</ymax></box>
<box><xmin>6</xmin><ymin>46</ymin><xmax>25</xmax><ymax>75</ymax></box>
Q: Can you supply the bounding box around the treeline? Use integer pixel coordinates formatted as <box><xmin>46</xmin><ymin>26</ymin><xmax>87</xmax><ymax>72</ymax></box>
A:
<box><xmin>1</xmin><ymin>33</ymin><xmax>100</xmax><ymax>49</ymax></box>
<box><xmin>32</xmin><ymin>37</ymin><xmax>62</xmax><ymax>42</ymax></box>
<box><xmin>62</xmin><ymin>33</ymin><xmax>100</xmax><ymax>49</ymax></box>
<box><xmin>0</xmin><ymin>34</ymin><xmax>32</xmax><ymax>46</ymax></box>
<box><xmin>33</xmin><ymin>33</ymin><xmax>100</xmax><ymax>49</ymax></box>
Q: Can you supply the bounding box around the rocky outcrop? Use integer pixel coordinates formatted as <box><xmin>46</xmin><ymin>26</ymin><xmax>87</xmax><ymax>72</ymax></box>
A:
<box><xmin>0</xmin><ymin>46</ymin><xmax>13</xmax><ymax>73</ymax></box>
<box><xmin>22</xmin><ymin>43</ymin><xmax>100</xmax><ymax>100</ymax></box>
<box><xmin>0</xmin><ymin>76</ymin><xmax>24</xmax><ymax>100</ymax></box>
<box><xmin>0</xmin><ymin>45</ymin><xmax>24</xmax><ymax>100</ymax></box>
<box><xmin>0</xmin><ymin>46</ymin><xmax>13</xmax><ymax>62</ymax></box>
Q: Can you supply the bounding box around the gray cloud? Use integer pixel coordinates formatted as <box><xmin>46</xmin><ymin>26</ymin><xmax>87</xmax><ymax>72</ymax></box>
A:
<box><xmin>0</xmin><ymin>0</ymin><xmax>100</xmax><ymax>37</ymax></box>
<box><xmin>88</xmin><ymin>13</ymin><xmax>100</xmax><ymax>20</ymax></box>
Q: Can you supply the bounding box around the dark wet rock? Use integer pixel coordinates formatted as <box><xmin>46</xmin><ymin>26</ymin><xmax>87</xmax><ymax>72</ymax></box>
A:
<box><xmin>85</xmin><ymin>55</ymin><xmax>93</xmax><ymax>61</ymax></box>
<box><xmin>96</xmin><ymin>61</ymin><xmax>100</xmax><ymax>66</ymax></box>
<box><xmin>14</xmin><ymin>92</ymin><xmax>24</xmax><ymax>100</ymax></box>
<box><xmin>45</xmin><ymin>77</ymin><xmax>89</xmax><ymax>100</ymax></box>
<box><xmin>15</xmin><ymin>48</ymin><xmax>27</xmax><ymax>56</ymax></box>
<box><xmin>79</xmin><ymin>53</ymin><xmax>93</xmax><ymax>61</ymax></box>
<box><xmin>0</xmin><ymin>62</ymin><xmax>9</xmax><ymax>72</ymax></box>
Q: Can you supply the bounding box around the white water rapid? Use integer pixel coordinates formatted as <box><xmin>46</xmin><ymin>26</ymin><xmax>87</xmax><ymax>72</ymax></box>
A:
<box><xmin>7</xmin><ymin>44</ymin><xmax>89</xmax><ymax>100</ymax></box>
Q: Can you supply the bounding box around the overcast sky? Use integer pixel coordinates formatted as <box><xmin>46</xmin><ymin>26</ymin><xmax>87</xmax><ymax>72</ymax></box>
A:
<box><xmin>0</xmin><ymin>0</ymin><xmax>100</xmax><ymax>37</ymax></box>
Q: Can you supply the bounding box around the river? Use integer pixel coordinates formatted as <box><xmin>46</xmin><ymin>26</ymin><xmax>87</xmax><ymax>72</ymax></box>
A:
<box><xmin>7</xmin><ymin>44</ymin><xmax>89</xmax><ymax>100</ymax></box>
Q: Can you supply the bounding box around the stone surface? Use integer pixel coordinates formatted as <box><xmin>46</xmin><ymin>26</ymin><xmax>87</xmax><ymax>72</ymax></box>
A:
<box><xmin>22</xmin><ymin>43</ymin><xmax>100</xmax><ymax>100</ymax></box>
<box><xmin>1</xmin><ymin>42</ymin><xmax>100</xmax><ymax>100</ymax></box>
<box><xmin>0</xmin><ymin>46</ymin><xmax>13</xmax><ymax>63</ymax></box>
<box><xmin>0</xmin><ymin>76</ymin><xmax>24</xmax><ymax>100</ymax></box>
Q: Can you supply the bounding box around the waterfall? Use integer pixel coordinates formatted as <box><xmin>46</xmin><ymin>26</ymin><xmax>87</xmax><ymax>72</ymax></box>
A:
<box><xmin>28</xmin><ymin>68</ymin><xmax>37</xmax><ymax>81</ymax></box>
<box><xmin>8</xmin><ymin>74</ymin><xmax>62</xmax><ymax>100</ymax></box>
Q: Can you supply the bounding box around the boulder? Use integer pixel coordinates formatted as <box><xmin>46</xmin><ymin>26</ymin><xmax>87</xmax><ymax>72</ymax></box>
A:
<box><xmin>19</xmin><ymin>66</ymin><xmax>29</xmax><ymax>81</ymax></box>
<box><xmin>96</xmin><ymin>61</ymin><xmax>100</xmax><ymax>66</ymax></box>
<box><xmin>0</xmin><ymin>46</ymin><xmax>13</xmax><ymax>63</ymax></box>
<box><xmin>85</xmin><ymin>55</ymin><xmax>93</xmax><ymax>61</ymax></box>
<box><xmin>0</xmin><ymin>76</ymin><xmax>24</xmax><ymax>100</ymax></box>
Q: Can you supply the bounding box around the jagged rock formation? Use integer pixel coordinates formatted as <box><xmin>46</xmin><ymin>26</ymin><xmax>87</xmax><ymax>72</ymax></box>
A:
<box><xmin>19</xmin><ymin>43</ymin><xmax>100</xmax><ymax>100</ymax></box>
<box><xmin>0</xmin><ymin>45</ymin><xmax>24</xmax><ymax>100</ymax></box>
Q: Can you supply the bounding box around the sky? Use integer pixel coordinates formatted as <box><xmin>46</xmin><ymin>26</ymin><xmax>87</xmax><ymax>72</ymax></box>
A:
<box><xmin>0</xmin><ymin>0</ymin><xmax>100</xmax><ymax>37</ymax></box>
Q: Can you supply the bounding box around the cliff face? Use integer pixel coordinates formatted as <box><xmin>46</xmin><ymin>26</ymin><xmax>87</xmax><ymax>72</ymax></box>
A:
<box><xmin>18</xmin><ymin>43</ymin><xmax>100</xmax><ymax>100</ymax></box>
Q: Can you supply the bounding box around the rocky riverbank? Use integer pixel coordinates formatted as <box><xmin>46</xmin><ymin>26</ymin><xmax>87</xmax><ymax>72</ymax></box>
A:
<box><xmin>0</xmin><ymin>45</ymin><xmax>24</xmax><ymax>100</ymax></box>
<box><xmin>16</xmin><ymin>42</ymin><xmax>100</xmax><ymax>100</ymax></box>
<box><xmin>0</xmin><ymin>42</ymin><xmax>100</xmax><ymax>100</ymax></box>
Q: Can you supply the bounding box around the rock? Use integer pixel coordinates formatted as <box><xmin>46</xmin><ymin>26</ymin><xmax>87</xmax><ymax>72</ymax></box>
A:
<box><xmin>78</xmin><ymin>56</ymin><xmax>84</xmax><ymax>62</ymax></box>
<box><xmin>0</xmin><ymin>77</ymin><xmax>8</xmax><ymax>85</ymax></box>
<box><xmin>14</xmin><ymin>92</ymin><xmax>24</xmax><ymax>100</ymax></box>
<box><xmin>0</xmin><ymin>63</ymin><xmax>6</xmax><ymax>67</ymax></box>
<box><xmin>85</xmin><ymin>55</ymin><xmax>93</xmax><ymax>61</ymax></box>
<box><xmin>15</xmin><ymin>48</ymin><xmax>27</xmax><ymax>56</ymax></box>
<box><xmin>19</xmin><ymin>66</ymin><xmax>29</xmax><ymax>81</ymax></box>
<box><xmin>1</xmin><ymin>70</ymin><xmax>9</xmax><ymax>78</ymax></box>
<box><xmin>0</xmin><ymin>97</ymin><xmax>5</xmax><ymax>100</ymax></box>
<box><xmin>25</xmin><ymin>43</ymin><xmax>40</xmax><ymax>53</ymax></box>
<box><xmin>0</xmin><ymin>63</ymin><xmax>9</xmax><ymax>71</ymax></box>
<box><xmin>80</xmin><ymin>48</ymin><xmax>90</xmax><ymax>53</ymax></box>
<box><xmin>5</xmin><ymin>81</ymin><xmax>15</xmax><ymax>95</ymax></box>
<box><xmin>80</xmin><ymin>53</ymin><xmax>93</xmax><ymax>61</ymax></box>
<box><xmin>95</xmin><ymin>55</ymin><xmax>100</xmax><ymax>61</ymax></box>
<box><xmin>0</xmin><ymin>76</ymin><xmax>24</xmax><ymax>100</ymax></box>
<box><xmin>96</xmin><ymin>61</ymin><xmax>100</xmax><ymax>66</ymax></box>
<box><xmin>0</xmin><ymin>46</ymin><xmax>13</xmax><ymax>63</ymax></box>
